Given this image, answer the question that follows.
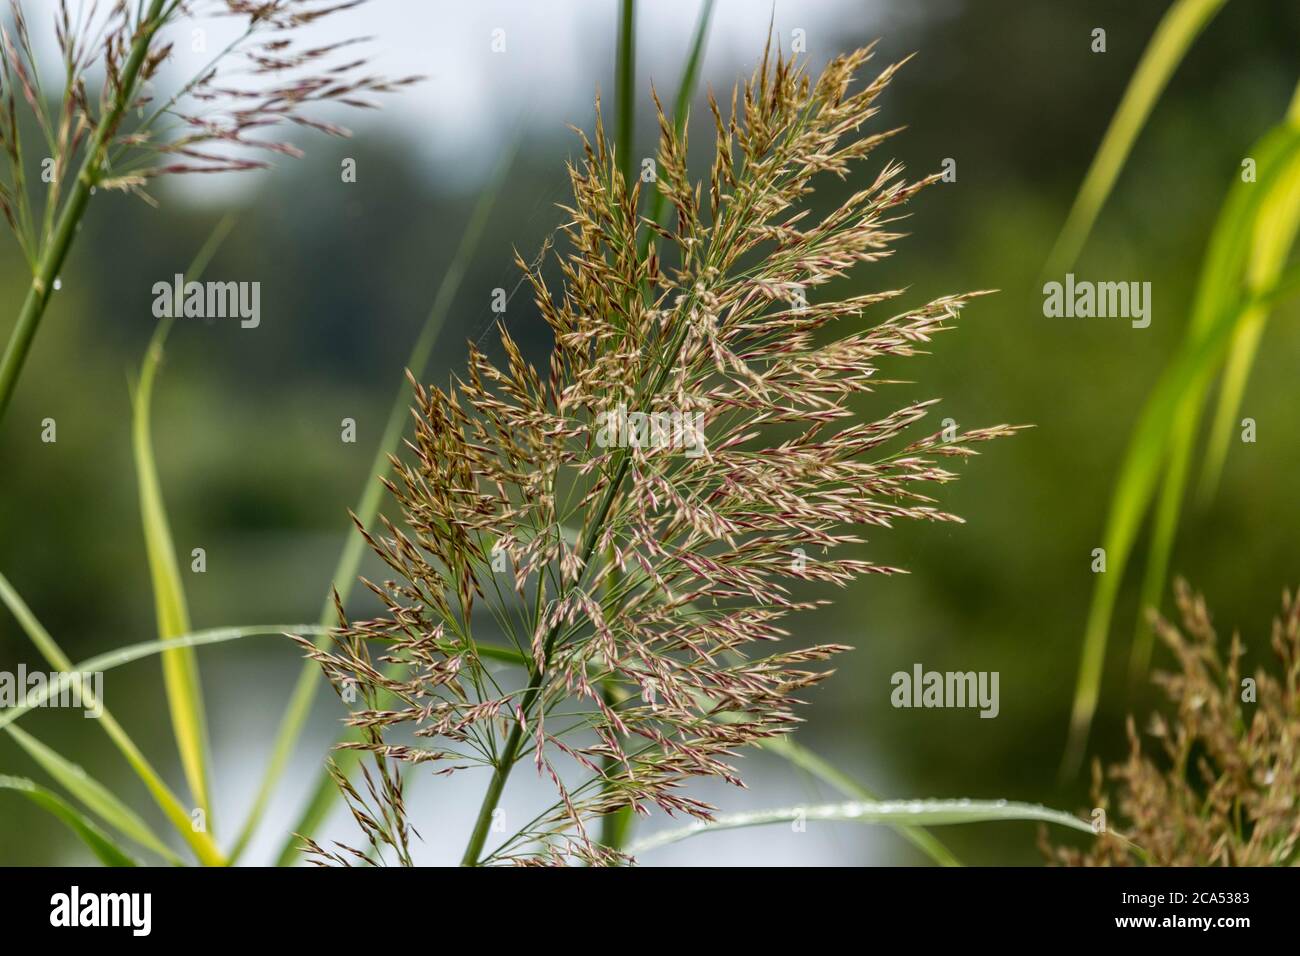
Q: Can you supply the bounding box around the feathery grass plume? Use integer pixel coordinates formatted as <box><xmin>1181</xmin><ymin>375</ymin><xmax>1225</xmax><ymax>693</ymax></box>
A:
<box><xmin>2</xmin><ymin>1</ymin><xmax>418</xmax><ymax>199</ymax></box>
<box><xmin>0</xmin><ymin>0</ymin><xmax>419</xmax><ymax>421</ymax></box>
<box><xmin>1047</xmin><ymin>579</ymin><xmax>1300</xmax><ymax>866</ymax></box>
<box><xmin>301</xmin><ymin>38</ymin><xmax>1017</xmax><ymax>867</ymax></box>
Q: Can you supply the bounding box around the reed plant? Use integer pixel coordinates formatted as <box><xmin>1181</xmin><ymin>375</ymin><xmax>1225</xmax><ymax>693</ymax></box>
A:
<box><xmin>0</xmin><ymin>2</ymin><xmax>1131</xmax><ymax>867</ymax></box>
<box><xmin>296</xmin><ymin>38</ymin><xmax>1056</xmax><ymax>866</ymax></box>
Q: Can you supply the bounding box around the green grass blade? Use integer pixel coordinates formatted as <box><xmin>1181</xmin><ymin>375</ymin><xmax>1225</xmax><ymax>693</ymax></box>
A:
<box><xmin>616</xmin><ymin>0</ymin><xmax>637</xmax><ymax>187</ymax></box>
<box><xmin>131</xmin><ymin>320</ymin><xmax>212</xmax><ymax>822</ymax></box>
<box><xmin>1065</xmin><ymin>307</ymin><xmax>1268</xmax><ymax>777</ymax></box>
<box><xmin>1045</xmin><ymin>0</ymin><xmax>1228</xmax><ymax>275</ymax></box>
<box><xmin>0</xmin><ymin>623</ymin><xmax>326</xmax><ymax>735</ymax></box>
<box><xmin>1063</xmin><ymin>125</ymin><xmax>1300</xmax><ymax>775</ymax></box>
<box><xmin>1198</xmin><ymin>90</ymin><xmax>1300</xmax><ymax>500</ymax></box>
<box><xmin>0</xmin><ymin>571</ymin><xmax>220</xmax><ymax>863</ymax></box>
<box><xmin>0</xmin><ymin>774</ymin><xmax>139</xmax><ymax>866</ymax></box>
<box><xmin>250</xmin><ymin>151</ymin><xmax>515</xmax><ymax>865</ymax></box>
<box><xmin>757</xmin><ymin>735</ymin><xmax>960</xmax><ymax>866</ymax></box>
<box><xmin>1128</xmin><ymin>115</ymin><xmax>1300</xmax><ymax>676</ymax></box>
<box><xmin>1131</xmin><ymin>118</ymin><xmax>1300</xmax><ymax>681</ymax></box>
<box><xmin>4</xmin><ymin>724</ymin><xmax>181</xmax><ymax>864</ymax></box>
<box><xmin>626</xmin><ymin>799</ymin><xmax>1097</xmax><ymax>859</ymax></box>
<box><xmin>126</xmin><ymin>217</ymin><xmax>234</xmax><ymax>824</ymax></box>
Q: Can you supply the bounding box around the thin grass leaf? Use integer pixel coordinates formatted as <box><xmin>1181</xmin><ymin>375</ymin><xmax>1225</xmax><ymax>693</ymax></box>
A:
<box><xmin>1129</xmin><ymin>116</ymin><xmax>1300</xmax><ymax>683</ymax></box>
<box><xmin>0</xmin><ymin>775</ymin><xmax>138</xmax><ymax>866</ymax></box>
<box><xmin>1044</xmin><ymin>0</ymin><xmax>1229</xmax><ymax>275</ymax></box>
<box><xmin>626</xmin><ymin>799</ymin><xmax>1098</xmax><ymax>858</ymax></box>
<box><xmin>3</xmin><ymin>724</ymin><xmax>181</xmax><ymax>864</ymax></box>
<box><xmin>259</xmin><ymin>151</ymin><xmax>515</xmax><ymax>865</ymax></box>
<box><xmin>1197</xmin><ymin>85</ymin><xmax>1300</xmax><ymax>500</ymax></box>
<box><xmin>0</xmin><ymin>624</ymin><xmax>328</xmax><ymax>736</ymax></box>
<box><xmin>130</xmin><ymin>224</ymin><xmax>236</xmax><ymax>824</ymax></box>
<box><xmin>1062</xmin><ymin>127</ymin><xmax>1300</xmax><ymax>775</ymax></box>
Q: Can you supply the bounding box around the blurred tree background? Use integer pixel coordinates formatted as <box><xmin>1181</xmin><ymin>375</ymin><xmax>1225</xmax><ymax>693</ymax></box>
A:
<box><xmin>1</xmin><ymin>0</ymin><xmax>1297</xmax><ymax>864</ymax></box>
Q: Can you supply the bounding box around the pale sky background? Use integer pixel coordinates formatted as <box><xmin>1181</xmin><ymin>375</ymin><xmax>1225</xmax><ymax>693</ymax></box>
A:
<box><xmin>139</xmin><ymin>0</ymin><xmax>942</xmax><ymax>197</ymax></box>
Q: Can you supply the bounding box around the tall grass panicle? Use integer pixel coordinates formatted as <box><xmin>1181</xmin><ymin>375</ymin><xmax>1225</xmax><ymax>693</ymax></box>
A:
<box><xmin>300</xmin><ymin>39</ymin><xmax>1016</xmax><ymax>867</ymax></box>
<box><xmin>1048</xmin><ymin>580</ymin><xmax>1300</xmax><ymax>866</ymax></box>
<box><xmin>0</xmin><ymin>0</ymin><xmax>419</xmax><ymax>420</ymax></box>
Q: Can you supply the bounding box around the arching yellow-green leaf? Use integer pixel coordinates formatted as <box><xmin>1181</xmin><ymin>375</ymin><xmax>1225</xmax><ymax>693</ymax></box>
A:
<box><xmin>4</xmin><ymin>724</ymin><xmax>181</xmax><ymax>864</ymax></box>
<box><xmin>131</xmin><ymin>319</ymin><xmax>212</xmax><ymax>822</ymax></box>
<box><xmin>1064</xmin><ymin>122</ymin><xmax>1300</xmax><ymax>777</ymax></box>
<box><xmin>1046</xmin><ymin>0</ymin><xmax>1229</xmax><ymax>275</ymax></box>
<box><xmin>127</xmin><ymin>219</ymin><xmax>234</xmax><ymax>822</ymax></box>
<box><xmin>0</xmin><ymin>774</ymin><xmax>139</xmax><ymax>866</ymax></box>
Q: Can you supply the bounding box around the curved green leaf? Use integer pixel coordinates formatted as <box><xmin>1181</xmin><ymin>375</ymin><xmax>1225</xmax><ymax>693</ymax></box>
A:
<box><xmin>127</xmin><ymin>220</ymin><xmax>233</xmax><ymax>823</ymax></box>
<box><xmin>1198</xmin><ymin>87</ymin><xmax>1300</xmax><ymax>500</ymax></box>
<box><xmin>627</xmin><ymin>799</ymin><xmax>1097</xmax><ymax>858</ymax></box>
<box><xmin>0</xmin><ymin>622</ymin><xmax>327</xmax><ymax>734</ymax></box>
<box><xmin>1045</xmin><ymin>0</ymin><xmax>1229</xmax><ymax>275</ymax></box>
<box><xmin>757</xmin><ymin>735</ymin><xmax>960</xmax><ymax>866</ymax></box>
<box><xmin>0</xmin><ymin>774</ymin><xmax>138</xmax><ymax>866</ymax></box>
<box><xmin>132</xmin><ymin>317</ymin><xmax>212</xmax><ymax>821</ymax></box>
<box><xmin>4</xmin><ymin>725</ymin><xmax>181</xmax><ymax>864</ymax></box>
<box><xmin>1064</xmin><ymin>123</ymin><xmax>1300</xmax><ymax>776</ymax></box>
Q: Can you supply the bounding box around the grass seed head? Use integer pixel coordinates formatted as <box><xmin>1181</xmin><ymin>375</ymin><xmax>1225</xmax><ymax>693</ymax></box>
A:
<box><xmin>308</xmin><ymin>36</ymin><xmax>1016</xmax><ymax>866</ymax></box>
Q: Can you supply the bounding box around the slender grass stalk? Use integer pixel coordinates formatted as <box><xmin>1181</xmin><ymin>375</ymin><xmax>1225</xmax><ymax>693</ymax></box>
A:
<box><xmin>0</xmin><ymin>0</ymin><xmax>170</xmax><ymax>426</ymax></box>
<box><xmin>1043</xmin><ymin>0</ymin><xmax>1229</xmax><ymax>276</ymax></box>
<box><xmin>596</xmin><ymin>551</ymin><xmax>634</xmax><ymax>854</ymax></box>
<box><xmin>626</xmin><ymin>799</ymin><xmax>1101</xmax><ymax>858</ymax></box>
<box><xmin>459</xmin><ymin>288</ymin><xmax>704</xmax><ymax>866</ymax></box>
<box><xmin>256</xmin><ymin>151</ymin><xmax>514</xmax><ymax>865</ymax></box>
<box><xmin>1197</xmin><ymin>83</ymin><xmax>1300</xmax><ymax>500</ymax></box>
<box><xmin>128</xmin><ymin>215</ymin><xmax>235</xmax><ymax>825</ymax></box>
<box><xmin>598</xmin><ymin>0</ymin><xmax>640</xmax><ymax>858</ymax></box>
<box><xmin>616</xmin><ymin>0</ymin><xmax>636</xmax><ymax>188</ymax></box>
